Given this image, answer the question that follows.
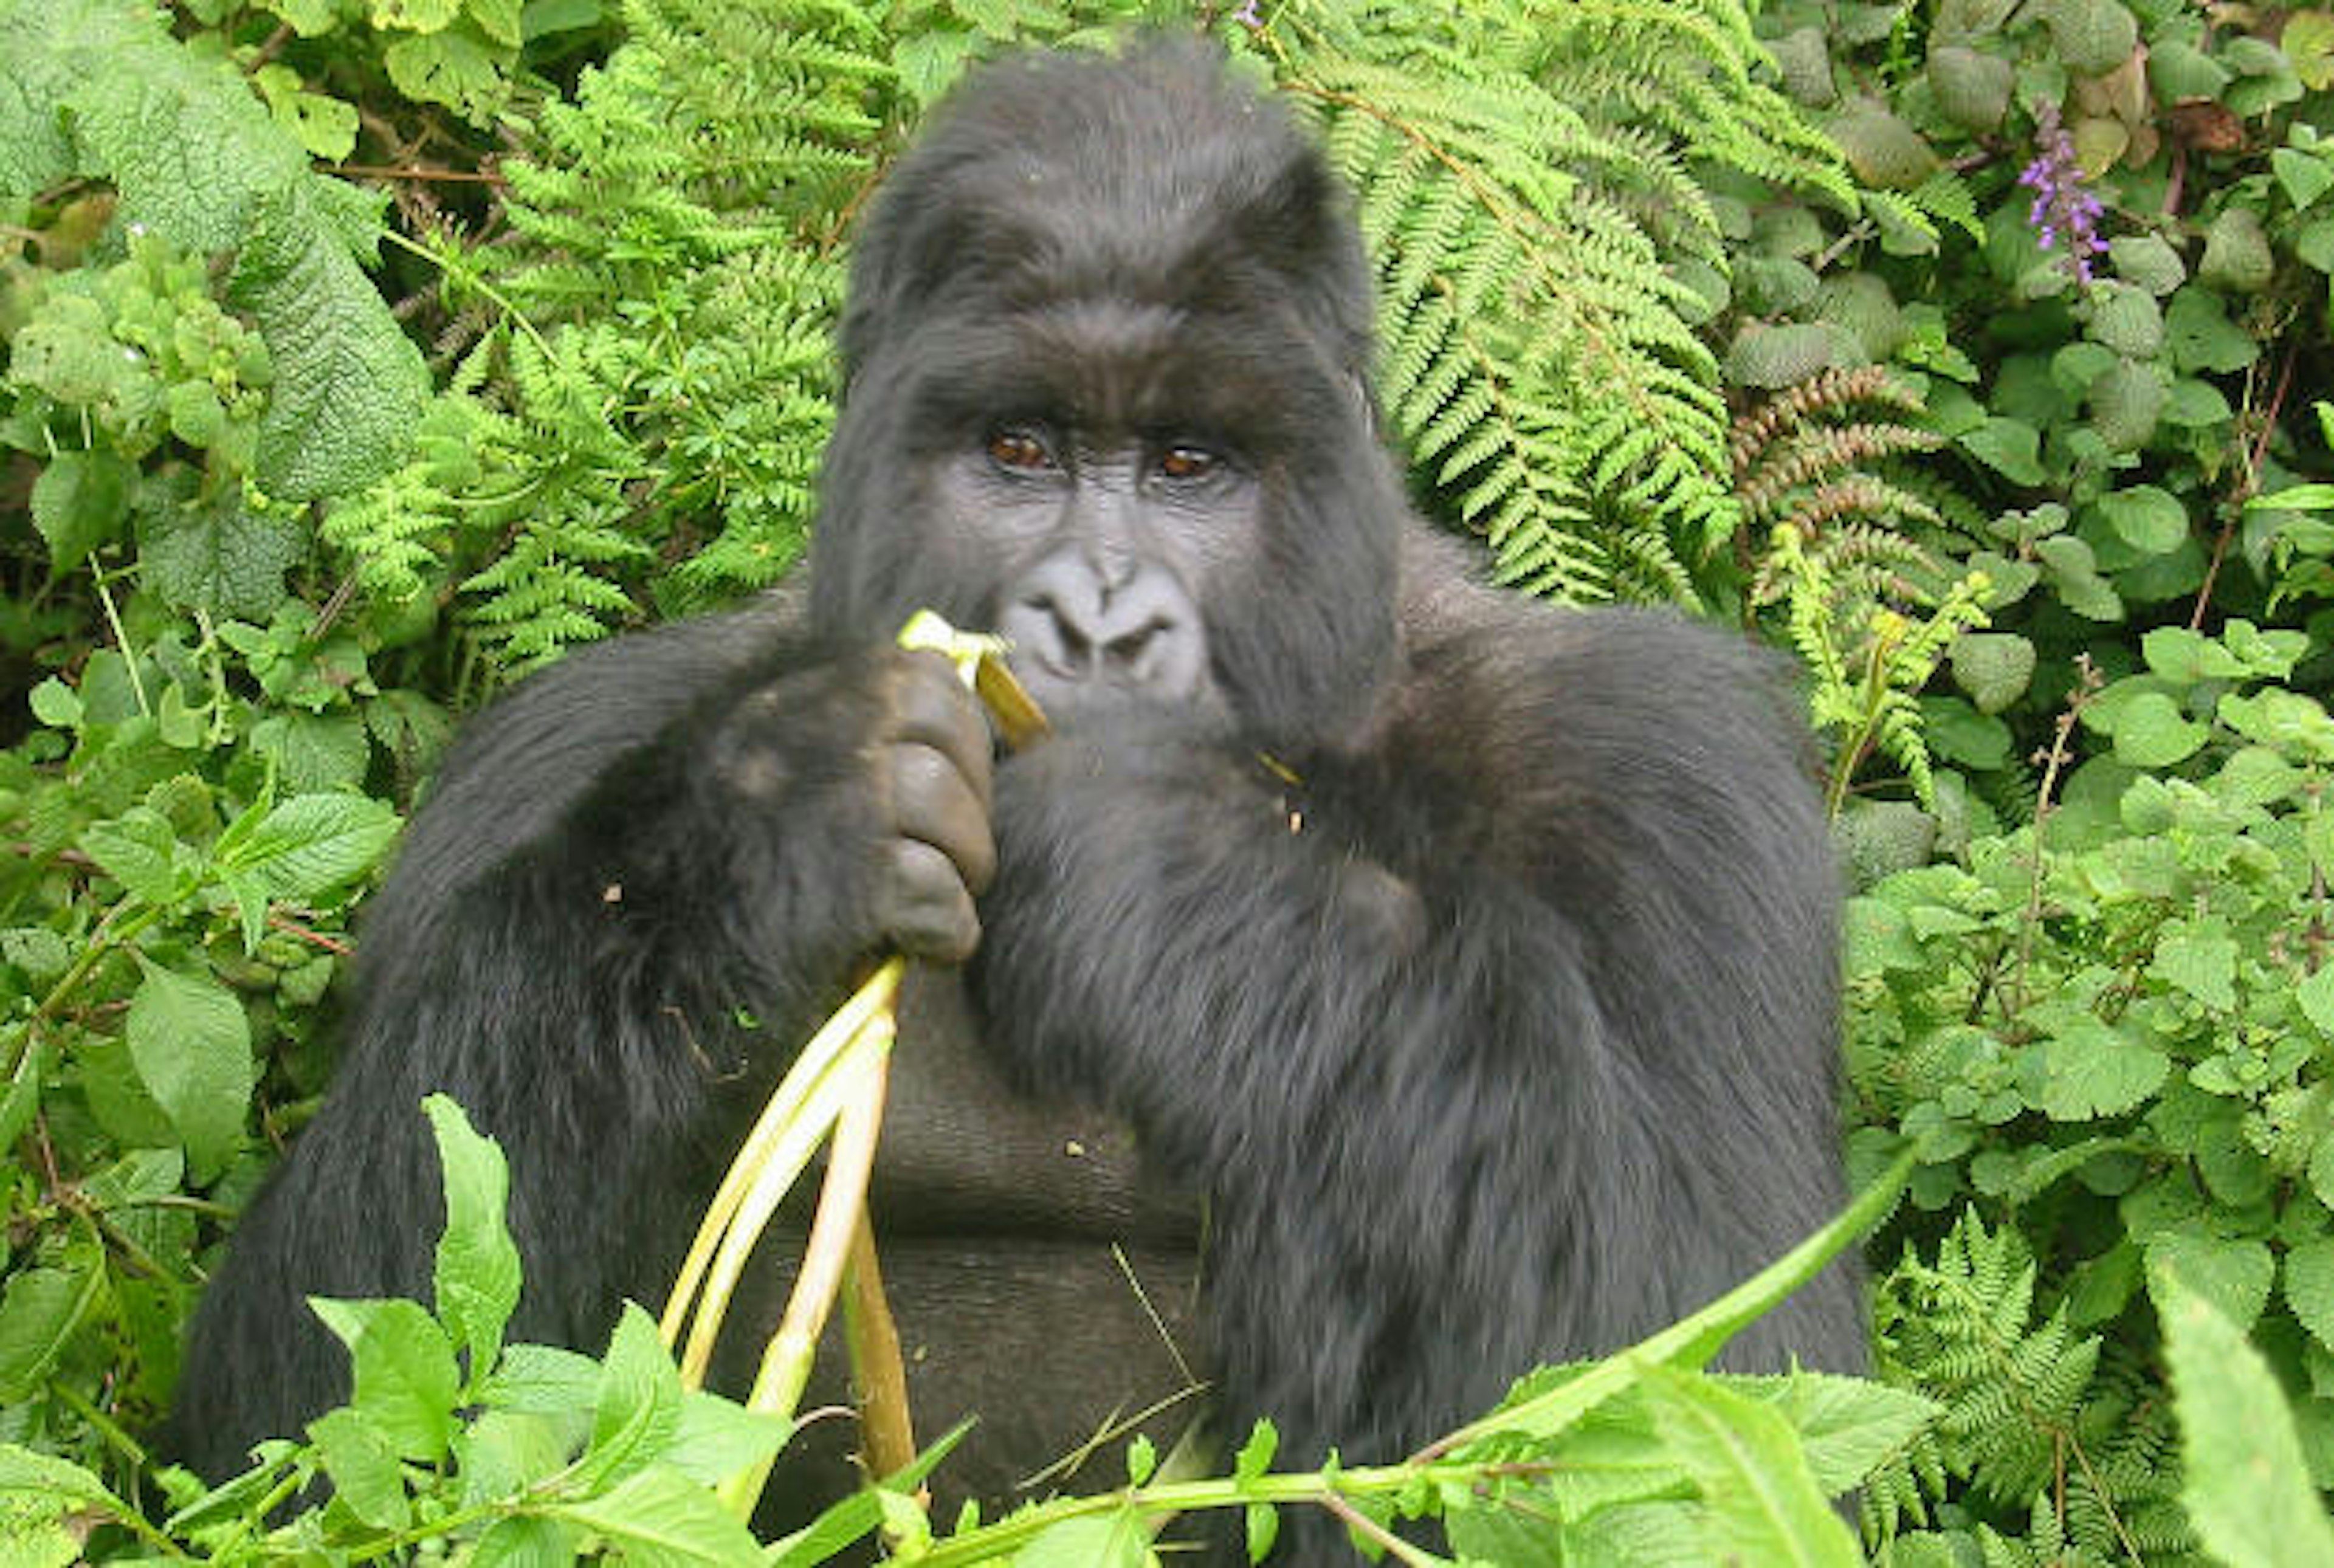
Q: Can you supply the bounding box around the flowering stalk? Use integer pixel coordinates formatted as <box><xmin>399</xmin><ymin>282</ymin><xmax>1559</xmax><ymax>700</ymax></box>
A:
<box><xmin>2017</xmin><ymin>102</ymin><xmax>2108</xmax><ymax>283</ymax></box>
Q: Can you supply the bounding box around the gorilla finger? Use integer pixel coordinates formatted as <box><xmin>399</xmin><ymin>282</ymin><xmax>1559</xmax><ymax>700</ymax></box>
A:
<box><xmin>889</xmin><ymin>741</ymin><xmax>998</xmax><ymax>895</ymax></box>
<box><xmin>892</xmin><ymin>652</ymin><xmax>995</xmax><ymax>810</ymax></box>
<box><xmin>883</xmin><ymin>838</ymin><xmax>982</xmax><ymax>964</ymax></box>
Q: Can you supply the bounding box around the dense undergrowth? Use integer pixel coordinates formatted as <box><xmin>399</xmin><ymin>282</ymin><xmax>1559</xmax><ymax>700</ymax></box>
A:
<box><xmin>2</xmin><ymin>0</ymin><xmax>2332</xmax><ymax>1561</ymax></box>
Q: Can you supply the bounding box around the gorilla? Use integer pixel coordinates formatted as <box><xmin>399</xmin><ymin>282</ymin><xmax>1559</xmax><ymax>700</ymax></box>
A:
<box><xmin>171</xmin><ymin>38</ymin><xmax>1862</xmax><ymax>1559</ymax></box>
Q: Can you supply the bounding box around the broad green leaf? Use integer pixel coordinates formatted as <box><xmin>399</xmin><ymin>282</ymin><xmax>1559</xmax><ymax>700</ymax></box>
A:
<box><xmin>1010</xmin><ymin>1513</ymin><xmax>1155</xmax><ymax>1568</ymax></box>
<box><xmin>2096</xmin><ymin>486</ymin><xmax>2189</xmax><ymax>554</ymax></box>
<box><xmin>125</xmin><ymin>958</ymin><xmax>252</xmax><ymax>1178</ymax></box>
<box><xmin>549</xmin><ymin>1465</ymin><xmax>768</xmax><ymax>1568</ymax></box>
<box><xmin>422</xmin><ymin>1095</ymin><xmax>523</xmax><ymax>1378</ymax></box>
<box><xmin>2147</xmin><ymin>1231</ymin><xmax>2275</xmax><ymax>1332</ymax></box>
<box><xmin>2160</xmin><ymin>1274</ymin><xmax>2334</xmax><ymax>1568</ymax></box>
<box><xmin>0</xmin><ymin>1262</ymin><xmax>105</xmax><ymax>1400</ymax></box>
<box><xmin>1959</xmin><ymin>416</ymin><xmax>2046</xmax><ymax>485</ymax></box>
<box><xmin>81</xmin><ymin>809</ymin><xmax>193</xmax><ymax>908</ymax></box>
<box><xmin>2299</xmin><ymin>965</ymin><xmax>2334</xmax><ymax>1038</ymax></box>
<box><xmin>2110</xmin><ymin>692</ymin><xmax>2208</xmax><ymax>766</ymax></box>
<box><xmin>582</xmin><ymin>1304</ymin><xmax>684</xmax><ymax>1488</ymax></box>
<box><xmin>217</xmin><ymin>793</ymin><xmax>399</xmax><ymax>901</ymax></box>
<box><xmin>308</xmin><ymin>1297</ymin><xmax>460</xmax><ymax>1462</ymax></box>
<box><xmin>29</xmin><ymin>449</ymin><xmax>134</xmax><ymax>571</ymax></box>
<box><xmin>1642</xmin><ymin>1367</ymin><xmax>1862</xmax><ymax>1566</ymax></box>
<box><xmin>467</xmin><ymin>1515</ymin><xmax>575</xmax><ymax>1568</ymax></box>
<box><xmin>1743</xmin><ymin>1373</ymin><xmax>1941</xmax><ymax>1495</ymax></box>
<box><xmin>662</xmin><ymin>1390</ymin><xmax>791</xmax><ymax>1486</ymax></box>
<box><xmin>137</xmin><ymin>495</ymin><xmax>302</xmax><ymax>621</ymax></box>
<box><xmin>308</xmin><ymin>1407</ymin><xmax>412</xmax><ymax>1531</ymax></box>
<box><xmin>2274</xmin><ymin>147</ymin><xmax>2334</xmax><ymax>211</ymax></box>
<box><xmin>2149</xmin><ymin>919</ymin><xmax>2239</xmax><ymax>1010</ymax></box>
<box><xmin>2030</xmin><ymin>1020</ymin><xmax>2169</xmax><ymax>1119</ymax></box>
<box><xmin>228</xmin><ymin>187</ymin><xmax>430</xmax><ymax>501</ymax></box>
<box><xmin>2164</xmin><ymin>287</ymin><xmax>2260</xmax><ymax>374</ymax></box>
<box><xmin>2284</xmin><ymin>1238</ymin><xmax>2334</xmax><ymax>1354</ymax></box>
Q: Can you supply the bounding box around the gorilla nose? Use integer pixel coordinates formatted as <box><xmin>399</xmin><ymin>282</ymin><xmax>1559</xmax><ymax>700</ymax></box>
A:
<box><xmin>1001</xmin><ymin>556</ymin><xmax>1204</xmax><ymax>702</ymax></box>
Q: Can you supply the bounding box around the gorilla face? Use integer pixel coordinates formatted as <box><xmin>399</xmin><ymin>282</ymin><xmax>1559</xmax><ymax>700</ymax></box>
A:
<box><xmin>805</xmin><ymin>44</ymin><xmax>1406</xmax><ymax>748</ymax></box>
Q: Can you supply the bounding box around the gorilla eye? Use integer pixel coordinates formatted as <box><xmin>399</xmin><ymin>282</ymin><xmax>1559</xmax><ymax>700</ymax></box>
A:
<box><xmin>986</xmin><ymin>429</ymin><xmax>1056</xmax><ymax>472</ymax></box>
<box><xmin>1158</xmin><ymin>445</ymin><xmax>1220</xmax><ymax>482</ymax></box>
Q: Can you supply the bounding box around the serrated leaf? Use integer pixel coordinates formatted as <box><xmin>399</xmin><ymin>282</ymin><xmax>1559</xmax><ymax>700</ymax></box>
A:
<box><xmin>2112</xmin><ymin>692</ymin><xmax>2209</xmax><ymax>766</ymax></box>
<box><xmin>2031</xmin><ymin>1020</ymin><xmax>2169</xmax><ymax>1119</ymax></box>
<box><xmin>2166</xmin><ymin>287</ymin><xmax>2260</xmax><ymax>374</ymax></box>
<box><xmin>81</xmin><ymin>809</ymin><xmax>191</xmax><ymax>907</ymax></box>
<box><xmin>422</xmin><ymin>1095</ymin><xmax>522</xmax><ymax>1380</ymax></box>
<box><xmin>0</xmin><ymin>1262</ymin><xmax>105</xmax><ymax>1401</ymax></box>
<box><xmin>2148</xmin><ymin>1231</ymin><xmax>2275</xmax><ymax>1330</ymax></box>
<box><xmin>137</xmin><ymin>495</ymin><xmax>301</xmax><ymax>621</ymax></box>
<box><xmin>125</xmin><ymin>958</ymin><xmax>252</xmax><ymax>1179</ymax></box>
<box><xmin>308</xmin><ymin>1407</ymin><xmax>412</xmax><ymax>1530</ymax></box>
<box><xmin>308</xmin><ymin>1297</ymin><xmax>460</xmax><ymax>1462</ymax></box>
<box><xmin>1744</xmin><ymin>1373</ymin><xmax>1941</xmax><ymax>1495</ymax></box>
<box><xmin>29</xmin><ymin>449</ymin><xmax>134</xmax><ymax>571</ymax></box>
<box><xmin>548</xmin><ymin>1466</ymin><xmax>768</xmax><ymax>1568</ymax></box>
<box><xmin>1928</xmin><ymin>44</ymin><xmax>2011</xmax><ymax>130</ymax></box>
<box><xmin>216</xmin><ymin>793</ymin><xmax>399</xmax><ymax>902</ymax></box>
<box><xmin>2109</xmin><ymin>233</ymin><xmax>2186</xmax><ymax>294</ymax></box>
<box><xmin>584</xmin><ymin>1304</ymin><xmax>684</xmax><ymax>1488</ymax></box>
<box><xmin>1642</xmin><ymin>1367</ymin><xmax>1862</xmax><ymax>1567</ymax></box>
<box><xmin>227</xmin><ymin>185</ymin><xmax>430</xmax><ymax>501</ymax></box>
<box><xmin>2096</xmin><ymin>485</ymin><xmax>2188</xmax><ymax>553</ymax></box>
<box><xmin>2301</xmin><ymin>966</ymin><xmax>2334</xmax><ymax>1038</ymax></box>
<box><xmin>2160</xmin><ymin>1274</ymin><xmax>2334</xmax><ymax>1568</ymax></box>
<box><xmin>1960</xmin><ymin>416</ymin><xmax>2045</xmax><ymax>484</ymax></box>
<box><xmin>2048</xmin><ymin>0</ymin><xmax>2137</xmax><ymax>74</ymax></box>
<box><xmin>2285</xmin><ymin>1239</ymin><xmax>2334</xmax><ymax>1353</ymax></box>
<box><xmin>2274</xmin><ymin>147</ymin><xmax>2334</xmax><ymax>211</ymax></box>
<box><xmin>1949</xmin><ymin>631</ymin><xmax>2036</xmax><ymax>713</ymax></box>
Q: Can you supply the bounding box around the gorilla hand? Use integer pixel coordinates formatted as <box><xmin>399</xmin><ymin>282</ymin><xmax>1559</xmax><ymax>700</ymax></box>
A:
<box><xmin>709</xmin><ymin>647</ymin><xmax>996</xmax><ymax>966</ymax></box>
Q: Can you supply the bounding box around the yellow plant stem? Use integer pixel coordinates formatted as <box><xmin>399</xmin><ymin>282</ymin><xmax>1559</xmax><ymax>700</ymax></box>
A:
<box><xmin>715</xmin><ymin>1012</ymin><xmax>895</xmax><ymax>1515</ymax></box>
<box><xmin>661</xmin><ymin>957</ymin><xmax>904</xmax><ymax>1375</ymax></box>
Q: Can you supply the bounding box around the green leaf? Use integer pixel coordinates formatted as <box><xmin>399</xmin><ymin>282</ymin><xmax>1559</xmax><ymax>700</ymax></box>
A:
<box><xmin>138</xmin><ymin>495</ymin><xmax>301</xmax><ymax>621</ymax></box>
<box><xmin>2165</xmin><ymin>287</ymin><xmax>2260</xmax><ymax>374</ymax></box>
<box><xmin>1960</xmin><ymin>416</ymin><xmax>2045</xmax><ymax>484</ymax></box>
<box><xmin>227</xmin><ymin>186</ymin><xmax>431</xmax><ymax>501</ymax></box>
<box><xmin>2096</xmin><ymin>486</ymin><xmax>2189</xmax><ymax>554</ymax></box>
<box><xmin>1743</xmin><ymin>1373</ymin><xmax>1941</xmax><ymax>1495</ymax></box>
<box><xmin>2031</xmin><ymin>1020</ymin><xmax>2169</xmax><ymax>1119</ymax></box>
<box><xmin>125</xmin><ymin>958</ymin><xmax>253</xmax><ymax>1179</ymax></box>
<box><xmin>1008</xmin><ymin>1513</ymin><xmax>1154</xmax><ymax>1568</ymax></box>
<box><xmin>382</xmin><ymin>25</ymin><xmax>512</xmax><ymax>123</ymax></box>
<box><xmin>308</xmin><ymin>1406</ymin><xmax>412</xmax><ymax>1531</ymax></box>
<box><xmin>663</xmin><ymin>1391</ymin><xmax>791</xmax><ymax>1486</ymax></box>
<box><xmin>548</xmin><ymin>1466</ymin><xmax>768</xmax><ymax>1568</ymax></box>
<box><xmin>2274</xmin><ymin>147</ymin><xmax>2334</xmax><ymax>211</ymax></box>
<box><xmin>2285</xmin><ymin>1239</ymin><xmax>2334</xmax><ymax>1354</ymax></box>
<box><xmin>2159</xmin><ymin>1273</ymin><xmax>2334</xmax><ymax>1568</ymax></box>
<box><xmin>2149</xmin><ymin>40</ymin><xmax>2233</xmax><ymax>102</ymax></box>
<box><xmin>81</xmin><ymin>809</ymin><xmax>193</xmax><ymax>907</ymax></box>
<box><xmin>216</xmin><ymin>793</ymin><xmax>399</xmax><ymax>903</ymax></box>
<box><xmin>422</xmin><ymin>1095</ymin><xmax>523</xmax><ymax>1380</ymax></box>
<box><xmin>1641</xmin><ymin>1367</ymin><xmax>1862</xmax><ymax>1566</ymax></box>
<box><xmin>2299</xmin><ymin>965</ymin><xmax>2334</xmax><ymax>1038</ymax></box>
<box><xmin>29</xmin><ymin>449</ymin><xmax>134</xmax><ymax>571</ymax></box>
<box><xmin>468</xmin><ymin>1515</ymin><xmax>576</xmax><ymax>1568</ymax></box>
<box><xmin>2109</xmin><ymin>233</ymin><xmax>2186</xmax><ymax>295</ymax></box>
<box><xmin>2149</xmin><ymin>919</ymin><xmax>2239</xmax><ymax>1009</ymax></box>
<box><xmin>2112</xmin><ymin>692</ymin><xmax>2208</xmax><ymax>766</ymax></box>
<box><xmin>2147</xmin><ymin>1231</ymin><xmax>2275</xmax><ymax>1331</ymax></box>
<box><xmin>583</xmin><ymin>1304</ymin><xmax>684</xmax><ymax>1487</ymax></box>
<box><xmin>308</xmin><ymin>1297</ymin><xmax>460</xmax><ymax>1462</ymax></box>
<box><xmin>0</xmin><ymin>1261</ymin><xmax>105</xmax><ymax>1400</ymax></box>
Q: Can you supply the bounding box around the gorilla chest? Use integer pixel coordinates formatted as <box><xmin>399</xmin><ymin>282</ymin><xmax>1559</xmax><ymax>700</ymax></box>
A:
<box><xmin>767</xmin><ymin>968</ymin><xmax>1208</xmax><ymax>1513</ymax></box>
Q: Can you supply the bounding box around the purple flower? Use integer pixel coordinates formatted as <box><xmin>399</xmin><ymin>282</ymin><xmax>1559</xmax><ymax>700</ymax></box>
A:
<box><xmin>2016</xmin><ymin>103</ymin><xmax>2109</xmax><ymax>284</ymax></box>
<box><xmin>1233</xmin><ymin>0</ymin><xmax>1262</xmax><ymax>27</ymax></box>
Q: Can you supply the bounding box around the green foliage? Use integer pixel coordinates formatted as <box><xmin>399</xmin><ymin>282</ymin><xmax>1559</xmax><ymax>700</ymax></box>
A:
<box><xmin>5</xmin><ymin>0</ymin><xmax>2334</xmax><ymax>1555</ymax></box>
<box><xmin>0</xmin><ymin>1107</ymin><xmax>1923</xmax><ymax>1563</ymax></box>
<box><xmin>1272</xmin><ymin>0</ymin><xmax>1861</xmax><ymax>601</ymax></box>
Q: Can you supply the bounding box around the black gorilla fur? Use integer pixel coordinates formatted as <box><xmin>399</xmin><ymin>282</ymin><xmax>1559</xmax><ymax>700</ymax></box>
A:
<box><xmin>172</xmin><ymin>40</ymin><xmax>1863</xmax><ymax>1558</ymax></box>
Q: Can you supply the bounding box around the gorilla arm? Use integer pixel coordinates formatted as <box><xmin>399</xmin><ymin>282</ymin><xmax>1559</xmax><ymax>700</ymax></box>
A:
<box><xmin>168</xmin><ymin>608</ymin><xmax>1000</xmax><ymax>1479</ymax></box>
<box><xmin>968</xmin><ymin>596</ymin><xmax>1859</xmax><ymax>1470</ymax></box>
